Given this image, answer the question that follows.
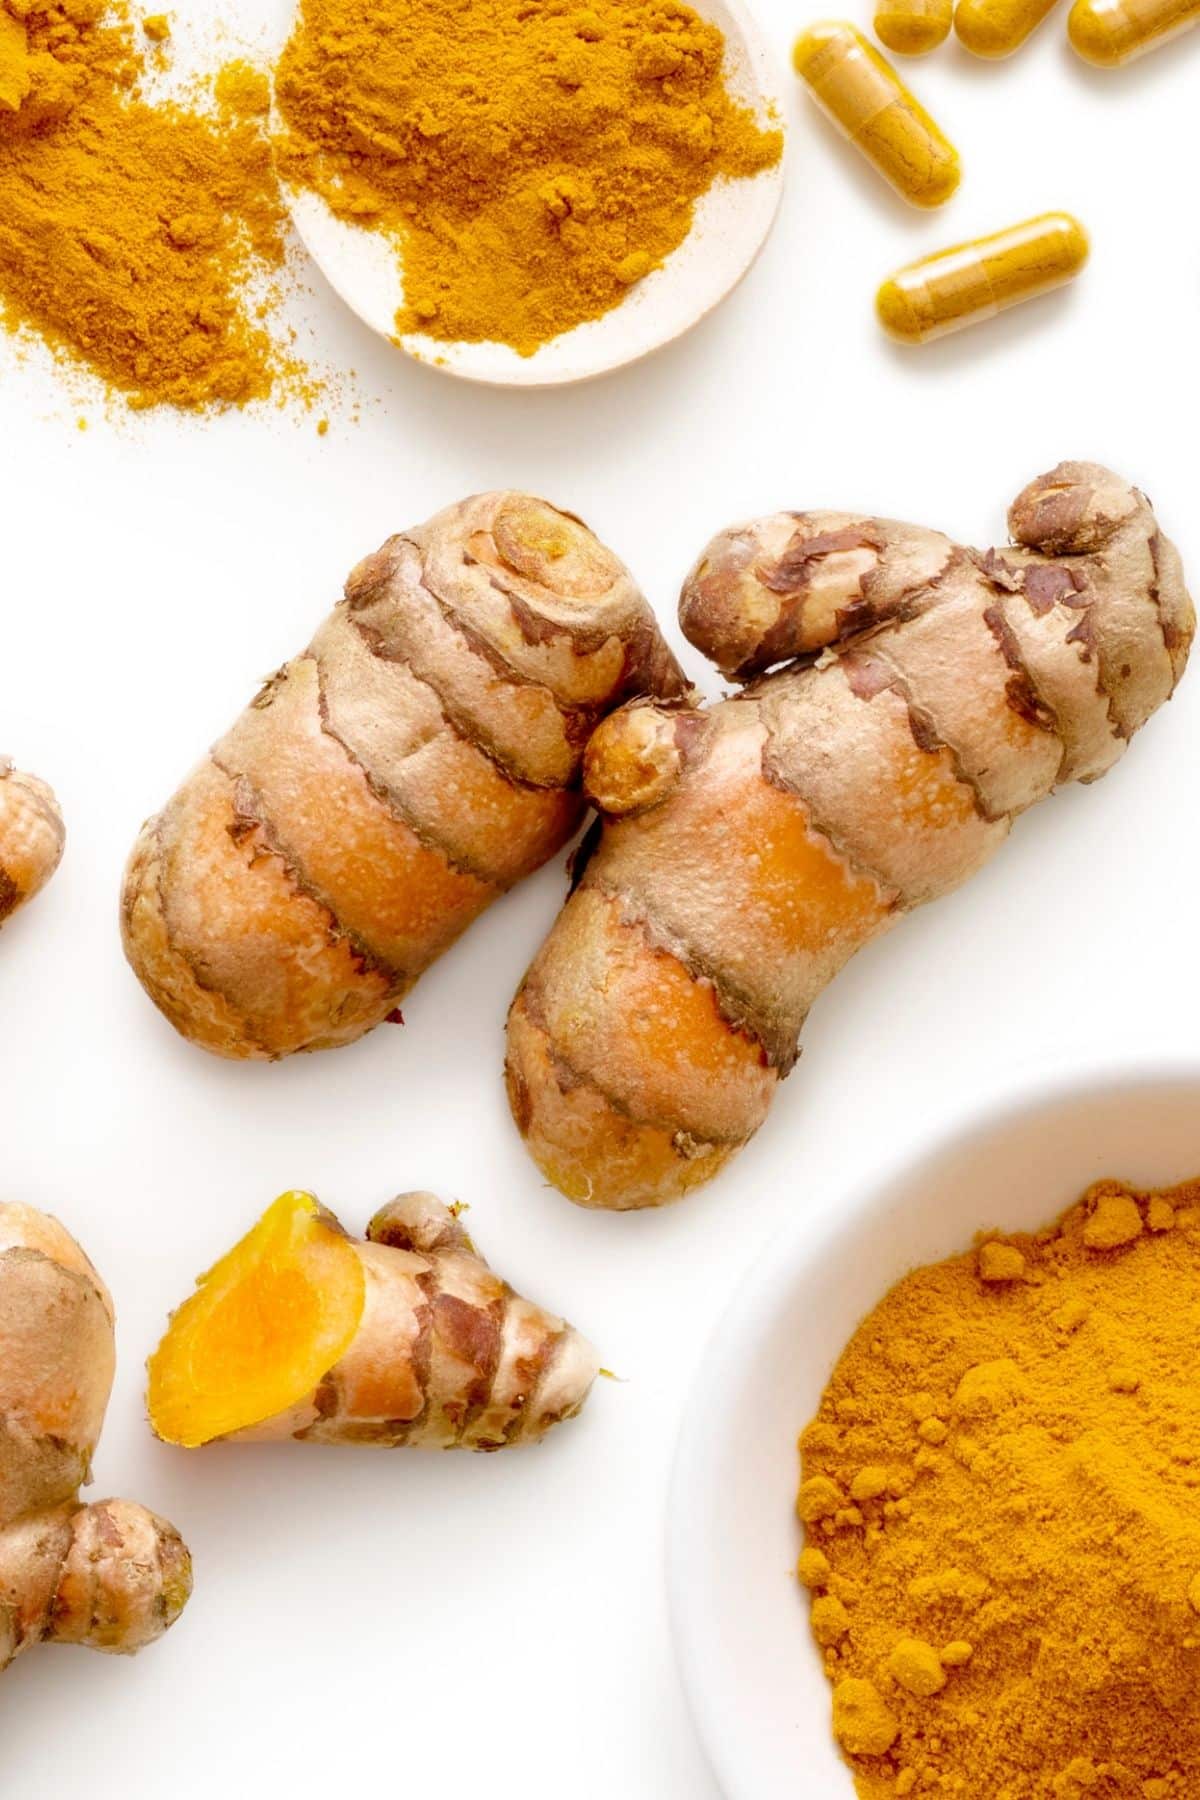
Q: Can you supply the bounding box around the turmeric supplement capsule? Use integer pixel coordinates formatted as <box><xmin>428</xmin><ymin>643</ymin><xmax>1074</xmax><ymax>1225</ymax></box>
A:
<box><xmin>1068</xmin><ymin>0</ymin><xmax>1198</xmax><ymax>62</ymax></box>
<box><xmin>792</xmin><ymin>23</ymin><xmax>960</xmax><ymax>208</ymax></box>
<box><xmin>955</xmin><ymin>0</ymin><xmax>1061</xmax><ymax>56</ymax></box>
<box><xmin>875</xmin><ymin>0</ymin><xmax>953</xmax><ymax>54</ymax></box>
<box><xmin>876</xmin><ymin>212</ymin><xmax>1089</xmax><ymax>344</ymax></box>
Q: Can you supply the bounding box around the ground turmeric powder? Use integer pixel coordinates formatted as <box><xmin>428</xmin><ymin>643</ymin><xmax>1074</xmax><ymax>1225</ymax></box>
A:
<box><xmin>274</xmin><ymin>0</ymin><xmax>782</xmax><ymax>356</ymax></box>
<box><xmin>799</xmin><ymin>1175</ymin><xmax>1200</xmax><ymax>1798</ymax></box>
<box><xmin>0</xmin><ymin>0</ymin><xmax>294</xmax><ymax>409</ymax></box>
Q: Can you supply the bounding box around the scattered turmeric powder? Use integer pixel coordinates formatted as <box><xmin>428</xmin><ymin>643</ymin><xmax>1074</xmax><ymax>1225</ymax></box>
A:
<box><xmin>0</xmin><ymin>0</ymin><xmax>299</xmax><ymax>409</ymax></box>
<box><xmin>274</xmin><ymin>0</ymin><xmax>782</xmax><ymax>356</ymax></box>
<box><xmin>799</xmin><ymin>1175</ymin><xmax>1200</xmax><ymax>1798</ymax></box>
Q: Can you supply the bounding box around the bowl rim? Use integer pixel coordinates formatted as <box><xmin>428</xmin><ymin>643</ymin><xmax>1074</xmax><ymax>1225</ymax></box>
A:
<box><xmin>666</xmin><ymin>1057</ymin><xmax>1200</xmax><ymax>1799</ymax></box>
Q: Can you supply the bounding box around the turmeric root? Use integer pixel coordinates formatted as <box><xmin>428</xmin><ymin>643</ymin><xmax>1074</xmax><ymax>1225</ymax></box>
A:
<box><xmin>506</xmin><ymin>462</ymin><xmax>1194</xmax><ymax>1210</ymax></box>
<box><xmin>0</xmin><ymin>1204</ymin><xmax>192</xmax><ymax>1672</ymax></box>
<box><xmin>148</xmin><ymin>1189</ymin><xmax>600</xmax><ymax>1448</ymax></box>
<box><xmin>121</xmin><ymin>492</ymin><xmax>687</xmax><ymax>1059</ymax></box>
<box><xmin>0</xmin><ymin>763</ymin><xmax>64</xmax><ymax>926</ymax></box>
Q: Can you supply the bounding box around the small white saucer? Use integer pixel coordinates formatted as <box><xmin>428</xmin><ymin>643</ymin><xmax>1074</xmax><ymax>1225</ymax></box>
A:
<box><xmin>280</xmin><ymin>0</ymin><xmax>786</xmax><ymax>387</ymax></box>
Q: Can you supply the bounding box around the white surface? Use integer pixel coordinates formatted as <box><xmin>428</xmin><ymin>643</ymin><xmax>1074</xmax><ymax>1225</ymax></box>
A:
<box><xmin>668</xmin><ymin>1069</ymin><xmax>1200</xmax><ymax>1800</ymax></box>
<box><xmin>0</xmin><ymin>1</ymin><xmax>1197</xmax><ymax>1796</ymax></box>
<box><xmin>285</xmin><ymin>0</ymin><xmax>786</xmax><ymax>385</ymax></box>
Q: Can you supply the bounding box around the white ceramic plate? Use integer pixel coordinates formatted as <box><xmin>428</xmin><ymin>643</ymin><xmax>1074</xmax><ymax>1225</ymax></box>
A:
<box><xmin>667</xmin><ymin>1066</ymin><xmax>1200</xmax><ymax>1800</ymax></box>
<box><xmin>280</xmin><ymin>0</ymin><xmax>786</xmax><ymax>386</ymax></box>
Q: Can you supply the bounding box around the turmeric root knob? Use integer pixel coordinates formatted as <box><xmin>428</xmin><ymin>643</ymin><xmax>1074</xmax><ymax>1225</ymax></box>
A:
<box><xmin>0</xmin><ymin>763</ymin><xmax>64</xmax><ymax>926</ymax></box>
<box><xmin>679</xmin><ymin>510</ymin><xmax>955</xmax><ymax>680</ymax></box>
<box><xmin>148</xmin><ymin>1189</ymin><xmax>600</xmax><ymax>1450</ymax></box>
<box><xmin>583</xmin><ymin>703</ymin><xmax>687</xmax><ymax>816</ymax></box>
<box><xmin>0</xmin><ymin>1203</ymin><xmax>191</xmax><ymax>1673</ymax></box>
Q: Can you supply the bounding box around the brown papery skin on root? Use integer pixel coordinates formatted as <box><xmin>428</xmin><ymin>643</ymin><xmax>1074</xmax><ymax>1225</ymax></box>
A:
<box><xmin>506</xmin><ymin>462</ymin><xmax>1195</xmax><ymax>1209</ymax></box>
<box><xmin>0</xmin><ymin>1203</ymin><xmax>191</xmax><ymax>1673</ymax></box>
<box><xmin>273</xmin><ymin>0</ymin><xmax>781</xmax><ymax>356</ymax></box>
<box><xmin>120</xmin><ymin>490</ymin><xmax>688</xmax><ymax>1059</ymax></box>
<box><xmin>151</xmin><ymin>1191</ymin><xmax>601</xmax><ymax>1450</ymax></box>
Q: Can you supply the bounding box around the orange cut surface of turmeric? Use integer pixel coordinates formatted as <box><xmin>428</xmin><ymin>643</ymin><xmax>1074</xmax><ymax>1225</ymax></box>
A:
<box><xmin>798</xmin><ymin>1175</ymin><xmax>1200</xmax><ymax>1799</ymax></box>
<box><xmin>148</xmin><ymin>1191</ymin><xmax>365</xmax><ymax>1447</ymax></box>
<box><xmin>274</xmin><ymin>0</ymin><xmax>782</xmax><ymax>355</ymax></box>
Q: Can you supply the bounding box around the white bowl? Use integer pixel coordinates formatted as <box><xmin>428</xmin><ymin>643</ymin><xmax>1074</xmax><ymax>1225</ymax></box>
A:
<box><xmin>667</xmin><ymin>1066</ymin><xmax>1200</xmax><ymax>1800</ymax></box>
<box><xmin>281</xmin><ymin>0</ymin><xmax>786</xmax><ymax>387</ymax></box>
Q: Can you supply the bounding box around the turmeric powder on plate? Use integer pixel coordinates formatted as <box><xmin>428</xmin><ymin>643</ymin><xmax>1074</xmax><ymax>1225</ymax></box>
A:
<box><xmin>0</xmin><ymin>0</ymin><xmax>297</xmax><ymax>410</ymax></box>
<box><xmin>274</xmin><ymin>0</ymin><xmax>782</xmax><ymax>356</ymax></box>
<box><xmin>798</xmin><ymin>1176</ymin><xmax>1200</xmax><ymax>1798</ymax></box>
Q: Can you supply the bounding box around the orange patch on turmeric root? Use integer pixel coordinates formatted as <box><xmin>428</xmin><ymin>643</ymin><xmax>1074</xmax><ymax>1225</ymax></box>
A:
<box><xmin>505</xmin><ymin>988</ymin><xmax>738</xmax><ymax>1209</ymax></box>
<box><xmin>527</xmin><ymin>887</ymin><xmax>775</xmax><ymax>1147</ymax></box>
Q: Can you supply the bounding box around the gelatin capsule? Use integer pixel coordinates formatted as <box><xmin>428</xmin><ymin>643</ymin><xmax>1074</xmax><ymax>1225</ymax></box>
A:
<box><xmin>955</xmin><ymin>0</ymin><xmax>1062</xmax><ymax>56</ymax></box>
<box><xmin>875</xmin><ymin>0</ymin><xmax>953</xmax><ymax>55</ymax></box>
<box><xmin>876</xmin><ymin>212</ymin><xmax>1089</xmax><ymax>344</ymax></box>
<box><xmin>1068</xmin><ymin>0</ymin><xmax>1198</xmax><ymax>61</ymax></box>
<box><xmin>792</xmin><ymin>22</ymin><xmax>961</xmax><ymax>208</ymax></box>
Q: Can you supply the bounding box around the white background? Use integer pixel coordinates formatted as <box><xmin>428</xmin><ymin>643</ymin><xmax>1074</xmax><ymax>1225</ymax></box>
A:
<box><xmin>1</xmin><ymin>4</ymin><xmax>1198</xmax><ymax>1795</ymax></box>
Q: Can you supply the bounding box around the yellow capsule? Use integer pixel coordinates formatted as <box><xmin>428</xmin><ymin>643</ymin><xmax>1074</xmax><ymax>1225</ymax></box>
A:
<box><xmin>875</xmin><ymin>0</ymin><xmax>954</xmax><ymax>54</ymax></box>
<box><xmin>1068</xmin><ymin>0</ymin><xmax>1198</xmax><ymax>61</ymax></box>
<box><xmin>792</xmin><ymin>22</ymin><xmax>961</xmax><ymax>208</ymax></box>
<box><xmin>955</xmin><ymin>0</ymin><xmax>1062</xmax><ymax>56</ymax></box>
<box><xmin>876</xmin><ymin>212</ymin><xmax>1090</xmax><ymax>344</ymax></box>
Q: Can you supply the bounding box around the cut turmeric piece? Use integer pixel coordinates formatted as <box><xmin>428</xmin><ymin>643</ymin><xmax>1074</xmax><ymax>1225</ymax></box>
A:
<box><xmin>147</xmin><ymin>1191</ymin><xmax>365</xmax><ymax>1447</ymax></box>
<box><xmin>147</xmin><ymin>1188</ymin><xmax>600</xmax><ymax>1450</ymax></box>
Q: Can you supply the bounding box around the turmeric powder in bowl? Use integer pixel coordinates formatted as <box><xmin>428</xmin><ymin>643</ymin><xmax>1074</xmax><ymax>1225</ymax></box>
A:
<box><xmin>273</xmin><ymin>0</ymin><xmax>782</xmax><ymax>357</ymax></box>
<box><xmin>798</xmin><ymin>1175</ymin><xmax>1200</xmax><ymax>1798</ymax></box>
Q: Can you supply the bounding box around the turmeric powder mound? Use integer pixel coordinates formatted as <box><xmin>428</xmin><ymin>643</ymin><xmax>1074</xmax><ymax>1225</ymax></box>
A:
<box><xmin>798</xmin><ymin>1176</ymin><xmax>1200</xmax><ymax>1799</ymax></box>
<box><xmin>0</xmin><ymin>0</ymin><xmax>296</xmax><ymax>410</ymax></box>
<box><xmin>274</xmin><ymin>0</ymin><xmax>782</xmax><ymax>356</ymax></box>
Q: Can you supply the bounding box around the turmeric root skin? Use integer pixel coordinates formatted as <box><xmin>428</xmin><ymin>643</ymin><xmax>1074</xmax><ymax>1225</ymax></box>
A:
<box><xmin>507</xmin><ymin>463</ymin><xmax>1195</xmax><ymax>1210</ymax></box>
<box><xmin>0</xmin><ymin>1204</ymin><xmax>192</xmax><ymax>1672</ymax></box>
<box><xmin>0</xmin><ymin>764</ymin><xmax>64</xmax><ymax>927</ymax></box>
<box><xmin>0</xmin><ymin>1500</ymin><xmax>191</xmax><ymax>1668</ymax></box>
<box><xmin>149</xmin><ymin>1190</ymin><xmax>600</xmax><ymax>1450</ymax></box>
<box><xmin>121</xmin><ymin>491</ymin><xmax>687</xmax><ymax>1060</ymax></box>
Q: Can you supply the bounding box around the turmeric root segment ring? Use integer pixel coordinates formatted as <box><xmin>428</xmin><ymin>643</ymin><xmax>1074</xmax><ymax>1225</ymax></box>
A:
<box><xmin>277</xmin><ymin>0</ymin><xmax>784</xmax><ymax>387</ymax></box>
